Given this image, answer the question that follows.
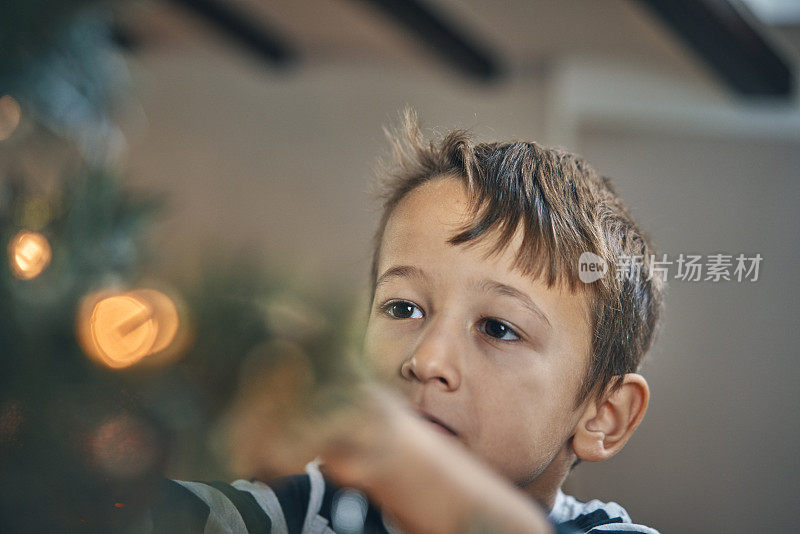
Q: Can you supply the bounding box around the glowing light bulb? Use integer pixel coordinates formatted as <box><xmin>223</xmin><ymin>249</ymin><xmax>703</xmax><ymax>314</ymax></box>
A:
<box><xmin>9</xmin><ymin>230</ymin><xmax>52</xmax><ymax>280</ymax></box>
<box><xmin>0</xmin><ymin>95</ymin><xmax>21</xmax><ymax>141</ymax></box>
<box><xmin>90</xmin><ymin>294</ymin><xmax>158</xmax><ymax>368</ymax></box>
<box><xmin>128</xmin><ymin>289</ymin><xmax>180</xmax><ymax>354</ymax></box>
<box><xmin>77</xmin><ymin>288</ymin><xmax>183</xmax><ymax>369</ymax></box>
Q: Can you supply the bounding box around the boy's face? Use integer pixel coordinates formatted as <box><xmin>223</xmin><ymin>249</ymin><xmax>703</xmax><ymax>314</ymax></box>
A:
<box><xmin>364</xmin><ymin>177</ymin><xmax>594</xmax><ymax>492</ymax></box>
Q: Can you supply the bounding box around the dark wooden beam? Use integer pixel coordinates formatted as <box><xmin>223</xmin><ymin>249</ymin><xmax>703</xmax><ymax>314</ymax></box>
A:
<box><xmin>637</xmin><ymin>0</ymin><xmax>793</xmax><ymax>97</ymax></box>
<box><xmin>356</xmin><ymin>0</ymin><xmax>502</xmax><ymax>81</ymax></box>
<box><xmin>170</xmin><ymin>0</ymin><xmax>296</xmax><ymax>68</ymax></box>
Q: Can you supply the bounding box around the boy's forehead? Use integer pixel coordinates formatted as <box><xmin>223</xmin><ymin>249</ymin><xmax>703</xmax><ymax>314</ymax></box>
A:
<box><xmin>381</xmin><ymin>178</ymin><xmax>538</xmax><ymax>285</ymax></box>
<box><xmin>384</xmin><ymin>177</ymin><xmax>471</xmax><ymax>239</ymax></box>
<box><xmin>381</xmin><ymin>177</ymin><xmax>529</xmax><ymax>282</ymax></box>
<box><xmin>380</xmin><ymin>179</ymin><xmax>491</xmax><ymax>278</ymax></box>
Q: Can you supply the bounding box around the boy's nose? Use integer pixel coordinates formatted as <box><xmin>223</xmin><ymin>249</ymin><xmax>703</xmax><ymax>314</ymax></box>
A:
<box><xmin>400</xmin><ymin>330</ymin><xmax>461</xmax><ymax>391</ymax></box>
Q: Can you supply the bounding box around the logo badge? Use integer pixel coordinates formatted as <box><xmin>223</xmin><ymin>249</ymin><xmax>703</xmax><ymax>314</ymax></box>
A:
<box><xmin>578</xmin><ymin>252</ymin><xmax>607</xmax><ymax>283</ymax></box>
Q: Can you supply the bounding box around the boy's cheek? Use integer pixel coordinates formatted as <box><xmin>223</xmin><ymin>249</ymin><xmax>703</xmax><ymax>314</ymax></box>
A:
<box><xmin>363</xmin><ymin>326</ymin><xmax>403</xmax><ymax>383</ymax></box>
<box><xmin>472</xmin><ymin>416</ymin><xmax>564</xmax><ymax>481</ymax></box>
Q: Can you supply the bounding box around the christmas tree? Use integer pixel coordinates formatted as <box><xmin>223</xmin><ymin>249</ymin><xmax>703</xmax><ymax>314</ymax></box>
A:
<box><xmin>0</xmin><ymin>3</ymin><xmax>361</xmax><ymax>531</ymax></box>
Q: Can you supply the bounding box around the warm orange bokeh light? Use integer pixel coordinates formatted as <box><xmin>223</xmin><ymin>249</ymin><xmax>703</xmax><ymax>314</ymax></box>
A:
<box><xmin>9</xmin><ymin>230</ymin><xmax>52</xmax><ymax>280</ymax></box>
<box><xmin>128</xmin><ymin>289</ymin><xmax>180</xmax><ymax>354</ymax></box>
<box><xmin>0</xmin><ymin>95</ymin><xmax>21</xmax><ymax>141</ymax></box>
<box><xmin>77</xmin><ymin>288</ymin><xmax>182</xmax><ymax>369</ymax></box>
<box><xmin>90</xmin><ymin>294</ymin><xmax>159</xmax><ymax>368</ymax></box>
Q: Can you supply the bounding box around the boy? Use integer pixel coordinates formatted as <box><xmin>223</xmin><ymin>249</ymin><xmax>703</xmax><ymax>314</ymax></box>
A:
<box><xmin>153</xmin><ymin>109</ymin><xmax>664</xmax><ymax>534</ymax></box>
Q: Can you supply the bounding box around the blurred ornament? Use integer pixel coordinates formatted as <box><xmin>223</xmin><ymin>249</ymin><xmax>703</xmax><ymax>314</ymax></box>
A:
<box><xmin>90</xmin><ymin>413</ymin><xmax>158</xmax><ymax>479</ymax></box>
<box><xmin>8</xmin><ymin>229</ymin><xmax>52</xmax><ymax>280</ymax></box>
<box><xmin>77</xmin><ymin>288</ymin><xmax>184</xmax><ymax>369</ymax></box>
<box><xmin>0</xmin><ymin>95</ymin><xmax>21</xmax><ymax>140</ymax></box>
<box><xmin>0</xmin><ymin>401</ymin><xmax>24</xmax><ymax>446</ymax></box>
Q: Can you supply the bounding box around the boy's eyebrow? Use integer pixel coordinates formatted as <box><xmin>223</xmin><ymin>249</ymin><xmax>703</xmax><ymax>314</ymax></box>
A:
<box><xmin>474</xmin><ymin>279</ymin><xmax>552</xmax><ymax>329</ymax></box>
<box><xmin>375</xmin><ymin>265</ymin><xmax>428</xmax><ymax>288</ymax></box>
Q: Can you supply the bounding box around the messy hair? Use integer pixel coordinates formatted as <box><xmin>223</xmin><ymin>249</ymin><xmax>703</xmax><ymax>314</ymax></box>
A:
<box><xmin>370</xmin><ymin>107</ymin><xmax>664</xmax><ymax>405</ymax></box>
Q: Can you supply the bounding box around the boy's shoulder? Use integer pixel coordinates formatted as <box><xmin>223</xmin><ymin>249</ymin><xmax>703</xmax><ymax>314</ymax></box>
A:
<box><xmin>153</xmin><ymin>462</ymin><xmax>659</xmax><ymax>534</ymax></box>
<box><xmin>550</xmin><ymin>489</ymin><xmax>660</xmax><ymax>534</ymax></box>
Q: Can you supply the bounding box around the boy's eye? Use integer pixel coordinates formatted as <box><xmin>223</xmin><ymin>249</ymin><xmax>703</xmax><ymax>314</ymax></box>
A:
<box><xmin>382</xmin><ymin>300</ymin><xmax>424</xmax><ymax>319</ymax></box>
<box><xmin>480</xmin><ymin>318</ymin><xmax>520</xmax><ymax>341</ymax></box>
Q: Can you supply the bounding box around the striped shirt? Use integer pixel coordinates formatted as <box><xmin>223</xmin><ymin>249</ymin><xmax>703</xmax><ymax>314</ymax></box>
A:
<box><xmin>145</xmin><ymin>461</ymin><xmax>659</xmax><ymax>533</ymax></box>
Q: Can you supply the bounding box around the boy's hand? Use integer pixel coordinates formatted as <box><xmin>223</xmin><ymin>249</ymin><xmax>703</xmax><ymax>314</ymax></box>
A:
<box><xmin>222</xmin><ymin>343</ymin><xmax>554</xmax><ymax>533</ymax></box>
<box><xmin>320</xmin><ymin>388</ymin><xmax>556</xmax><ymax>534</ymax></box>
<box><xmin>221</xmin><ymin>339</ymin><xmax>362</xmax><ymax>478</ymax></box>
<box><xmin>221</xmin><ymin>338</ymin><xmax>402</xmax><ymax>481</ymax></box>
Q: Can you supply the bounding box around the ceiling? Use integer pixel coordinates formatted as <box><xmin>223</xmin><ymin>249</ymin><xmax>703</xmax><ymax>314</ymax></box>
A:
<box><xmin>120</xmin><ymin>0</ymin><xmax>800</xmax><ymax>97</ymax></box>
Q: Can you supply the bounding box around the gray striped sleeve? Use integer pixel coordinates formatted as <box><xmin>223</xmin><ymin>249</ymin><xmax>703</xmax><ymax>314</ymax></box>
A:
<box><xmin>231</xmin><ymin>479</ymin><xmax>289</xmax><ymax>534</ymax></box>
<box><xmin>174</xmin><ymin>480</ymin><xmax>249</xmax><ymax>534</ymax></box>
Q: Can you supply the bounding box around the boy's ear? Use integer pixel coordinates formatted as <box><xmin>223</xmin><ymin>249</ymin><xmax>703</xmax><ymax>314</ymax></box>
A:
<box><xmin>572</xmin><ymin>374</ymin><xmax>649</xmax><ymax>462</ymax></box>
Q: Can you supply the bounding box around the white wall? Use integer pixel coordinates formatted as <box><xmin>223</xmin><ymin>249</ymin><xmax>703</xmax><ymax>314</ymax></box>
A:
<box><xmin>123</xmin><ymin>47</ymin><xmax>547</xmax><ymax>289</ymax></box>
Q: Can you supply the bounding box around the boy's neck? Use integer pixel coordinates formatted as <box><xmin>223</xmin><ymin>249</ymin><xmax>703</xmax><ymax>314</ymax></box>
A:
<box><xmin>519</xmin><ymin>447</ymin><xmax>574</xmax><ymax>513</ymax></box>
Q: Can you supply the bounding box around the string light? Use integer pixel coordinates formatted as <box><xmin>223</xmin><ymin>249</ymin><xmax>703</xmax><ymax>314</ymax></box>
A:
<box><xmin>0</xmin><ymin>95</ymin><xmax>21</xmax><ymax>141</ymax></box>
<box><xmin>8</xmin><ymin>230</ymin><xmax>52</xmax><ymax>280</ymax></box>
<box><xmin>77</xmin><ymin>288</ymin><xmax>182</xmax><ymax>369</ymax></box>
